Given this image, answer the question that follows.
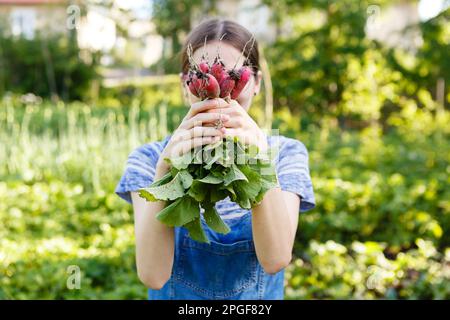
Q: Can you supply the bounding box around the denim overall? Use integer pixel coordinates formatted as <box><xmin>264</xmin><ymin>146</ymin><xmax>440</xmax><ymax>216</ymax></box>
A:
<box><xmin>147</xmin><ymin>211</ymin><xmax>285</xmax><ymax>300</ymax></box>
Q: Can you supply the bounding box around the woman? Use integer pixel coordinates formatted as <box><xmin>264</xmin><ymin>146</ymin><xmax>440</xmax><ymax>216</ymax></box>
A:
<box><xmin>115</xmin><ymin>18</ymin><xmax>316</xmax><ymax>300</ymax></box>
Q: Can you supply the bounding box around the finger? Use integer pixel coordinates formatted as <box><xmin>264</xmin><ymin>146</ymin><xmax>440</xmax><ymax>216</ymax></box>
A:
<box><xmin>204</xmin><ymin>107</ymin><xmax>236</xmax><ymax>115</ymax></box>
<box><xmin>182</xmin><ymin>112</ymin><xmax>230</xmax><ymax>129</ymax></box>
<box><xmin>221</xmin><ymin>116</ymin><xmax>245</xmax><ymax>128</ymax></box>
<box><xmin>177</xmin><ymin>127</ymin><xmax>225</xmax><ymax>141</ymax></box>
<box><xmin>186</xmin><ymin>98</ymin><xmax>230</xmax><ymax>118</ymax></box>
<box><xmin>175</xmin><ymin>136</ymin><xmax>222</xmax><ymax>156</ymax></box>
<box><xmin>187</xmin><ymin>126</ymin><xmax>225</xmax><ymax>139</ymax></box>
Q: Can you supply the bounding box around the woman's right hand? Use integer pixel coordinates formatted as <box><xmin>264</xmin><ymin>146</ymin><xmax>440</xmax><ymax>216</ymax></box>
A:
<box><xmin>155</xmin><ymin>98</ymin><xmax>230</xmax><ymax>176</ymax></box>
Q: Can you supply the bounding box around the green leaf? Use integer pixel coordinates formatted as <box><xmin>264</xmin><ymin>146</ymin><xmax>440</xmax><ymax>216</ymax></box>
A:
<box><xmin>247</xmin><ymin>159</ymin><xmax>278</xmax><ymax>206</ymax></box>
<box><xmin>237</xmin><ymin>196</ymin><xmax>251</xmax><ymax>209</ymax></box>
<box><xmin>151</xmin><ymin>172</ymin><xmax>173</xmax><ymax>186</ymax></box>
<box><xmin>246</xmin><ymin>143</ymin><xmax>260</xmax><ymax>158</ymax></box>
<box><xmin>237</xmin><ymin>164</ymin><xmax>262</xmax><ymax>199</ymax></box>
<box><xmin>203</xmin><ymin>204</ymin><xmax>230</xmax><ymax>234</ymax></box>
<box><xmin>138</xmin><ymin>189</ymin><xmax>158</xmax><ymax>202</ymax></box>
<box><xmin>192</xmin><ymin>146</ymin><xmax>204</xmax><ymax>164</ymax></box>
<box><xmin>235</xmin><ymin>141</ymin><xmax>247</xmax><ymax>165</ymax></box>
<box><xmin>168</xmin><ymin>152</ymin><xmax>194</xmax><ymax>170</ymax></box>
<box><xmin>210</xmin><ymin>138</ymin><xmax>234</xmax><ymax>168</ymax></box>
<box><xmin>210</xmin><ymin>164</ymin><xmax>226</xmax><ymax>178</ymax></box>
<box><xmin>184</xmin><ymin>216</ymin><xmax>210</xmax><ymax>243</ymax></box>
<box><xmin>197</xmin><ymin>173</ymin><xmax>223</xmax><ymax>184</ymax></box>
<box><xmin>178</xmin><ymin>170</ymin><xmax>194</xmax><ymax>189</ymax></box>
<box><xmin>253</xmin><ymin>177</ymin><xmax>278</xmax><ymax>205</ymax></box>
<box><xmin>140</xmin><ymin>171</ymin><xmax>189</xmax><ymax>201</ymax></box>
<box><xmin>220</xmin><ymin>184</ymin><xmax>237</xmax><ymax>201</ymax></box>
<box><xmin>187</xmin><ymin>180</ymin><xmax>209</xmax><ymax>202</ymax></box>
<box><xmin>203</xmin><ymin>152</ymin><xmax>222</xmax><ymax>170</ymax></box>
<box><xmin>230</xmin><ymin>164</ymin><xmax>263</xmax><ymax>209</ymax></box>
<box><xmin>170</xmin><ymin>166</ymin><xmax>178</xmax><ymax>177</ymax></box>
<box><xmin>138</xmin><ymin>171</ymin><xmax>175</xmax><ymax>202</ymax></box>
<box><xmin>223</xmin><ymin>163</ymin><xmax>248</xmax><ymax>186</ymax></box>
<box><xmin>209</xmin><ymin>188</ymin><xmax>228</xmax><ymax>202</ymax></box>
<box><xmin>156</xmin><ymin>195</ymin><xmax>199</xmax><ymax>227</ymax></box>
<box><xmin>189</xmin><ymin>163</ymin><xmax>204</xmax><ymax>177</ymax></box>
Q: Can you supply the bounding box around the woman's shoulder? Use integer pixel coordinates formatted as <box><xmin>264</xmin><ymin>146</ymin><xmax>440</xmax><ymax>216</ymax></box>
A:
<box><xmin>115</xmin><ymin>135</ymin><xmax>172</xmax><ymax>204</ymax></box>
<box><xmin>266</xmin><ymin>134</ymin><xmax>308</xmax><ymax>157</ymax></box>
<box><xmin>127</xmin><ymin>135</ymin><xmax>172</xmax><ymax>162</ymax></box>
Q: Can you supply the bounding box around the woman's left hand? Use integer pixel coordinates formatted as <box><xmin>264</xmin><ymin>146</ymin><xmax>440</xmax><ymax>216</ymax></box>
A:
<box><xmin>208</xmin><ymin>99</ymin><xmax>268</xmax><ymax>153</ymax></box>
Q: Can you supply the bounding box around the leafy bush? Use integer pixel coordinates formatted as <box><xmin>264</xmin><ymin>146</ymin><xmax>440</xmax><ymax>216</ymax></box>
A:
<box><xmin>265</xmin><ymin>1</ymin><xmax>449</xmax><ymax>125</ymax></box>
<box><xmin>285</xmin><ymin>239</ymin><xmax>450</xmax><ymax>299</ymax></box>
<box><xmin>0</xmin><ymin>32</ymin><xmax>99</xmax><ymax>101</ymax></box>
<box><xmin>298</xmin><ymin>123</ymin><xmax>450</xmax><ymax>251</ymax></box>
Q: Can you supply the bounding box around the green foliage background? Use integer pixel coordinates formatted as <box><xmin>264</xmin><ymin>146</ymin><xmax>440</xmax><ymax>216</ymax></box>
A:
<box><xmin>0</xmin><ymin>32</ymin><xmax>99</xmax><ymax>101</ymax></box>
<box><xmin>0</xmin><ymin>1</ymin><xmax>449</xmax><ymax>299</ymax></box>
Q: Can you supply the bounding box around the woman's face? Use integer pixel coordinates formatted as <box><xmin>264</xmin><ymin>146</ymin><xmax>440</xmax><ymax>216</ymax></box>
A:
<box><xmin>181</xmin><ymin>41</ymin><xmax>262</xmax><ymax>111</ymax></box>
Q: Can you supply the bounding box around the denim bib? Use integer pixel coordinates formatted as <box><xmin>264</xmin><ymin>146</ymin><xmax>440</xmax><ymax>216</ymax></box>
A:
<box><xmin>148</xmin><ymin>212</ymin><xmax>284</xmax><ymax>300</ymax></box>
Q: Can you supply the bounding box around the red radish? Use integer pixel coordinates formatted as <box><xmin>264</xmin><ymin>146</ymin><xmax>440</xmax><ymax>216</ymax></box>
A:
<box><xmin>219</xmin><ymin>74</ymin><xmax>235</xmax><ymax>98</ymax></box>
<box><xmin>202</xmin><ymin>73</ymin><xmax>220</xmax><ymax>99</ymax></box>
<box><xmin>188</xmin><ymin>76</ymin><xmax>200</xmax><ymax>97</ymax></box>
<box><xmin>230</xmin><ymin>66</ymin><xmax>252</xmax><ymax>99</ymax></box>
<box><xmin>210</xmin><ymin>58</ymin><xmax>225</xmax><ymax>83</ymax></box>
<box><xmin>185</xmin><ymin>71</ymin><xmax>198</xmax><ymax>97</ymax></box>
<box><xmin>199</xmin><ymin>61</ymin><xmax>210</xmax><ymax>73</ymax></box>
<box><xmin>187</xmin><ymin>72</ymin><xmax>220</xmax><ymax>99</ymax></box>
<box><xmin>184</xmin><ymin>37</ymin><xmax>256</xmax><ymax>101</ymax></box>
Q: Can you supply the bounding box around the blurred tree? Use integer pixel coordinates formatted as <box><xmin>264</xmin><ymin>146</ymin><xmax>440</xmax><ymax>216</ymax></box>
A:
<box><xmin>263</xmin><ymin>0</ymin><xmax>448</xmax><ymax>128</ymax></box>
<box><xmin>0</xmin><ymin>32</ymin><xmax>100</xmax><ymax>101</ymax></box>
<box><xmin>418</xmin><ymin>9</ymin><xmax>450</xmax><ymax>108</ymax></box>
<box><xmin>151</xmin><ymin>0</ymin><xmax>218</xmax><ymax>73</ymax></box>
<box><xmin>263</xmin><ymin>0</ymin><xmax>387</xmax><ymax>123</ymax></box>
<box><xmin>385</xmin><ymin>8</ymin><xmax>449</xmax><ymax>109</ymax></box>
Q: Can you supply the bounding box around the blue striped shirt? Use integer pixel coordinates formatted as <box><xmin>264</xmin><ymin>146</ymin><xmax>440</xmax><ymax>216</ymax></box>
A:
<box><xmin>115</xmin><ymin>135</ymin><xmax>316</xmax><ymax>219</ymax></box>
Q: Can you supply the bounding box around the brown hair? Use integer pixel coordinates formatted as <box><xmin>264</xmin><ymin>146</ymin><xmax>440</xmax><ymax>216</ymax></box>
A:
<box><xmin>180</xmin><ymin>18</ymin><xmax>260</xmax><ymax>75</ymax></box>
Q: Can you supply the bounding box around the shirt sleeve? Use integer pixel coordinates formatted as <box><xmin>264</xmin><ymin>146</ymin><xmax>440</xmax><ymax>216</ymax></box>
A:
<box><xmin>115</xmin><ymin>143</ymin><xmax>160</xmax><ymax>205</ymax></box>
<box><xmin>276</xmin><ymin>138</ymin><xmax>316</xmax><ymax>213</ymax></box>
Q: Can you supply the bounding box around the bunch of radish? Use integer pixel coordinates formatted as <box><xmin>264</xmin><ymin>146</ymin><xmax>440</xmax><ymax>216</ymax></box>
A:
<box><xmin>139</xmin><ymin>36</ymin><xmax>280</xmax><ymax>243</ymax></box>
<box><xmin>185</xmin><ymin>37</ymin><xmax>255</xmax><ymax>101</ymax></box>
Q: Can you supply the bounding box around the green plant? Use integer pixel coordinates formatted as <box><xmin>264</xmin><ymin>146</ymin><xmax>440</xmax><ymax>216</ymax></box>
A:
<box><xmin>139</xmin><ymin>137</ymin><xmax>278</xmax><ymax>243</ymax></box>
<box><xmin>0</xmin><ymin>32</ymin><xmax>99</xmax><ymax>101</ymax></box>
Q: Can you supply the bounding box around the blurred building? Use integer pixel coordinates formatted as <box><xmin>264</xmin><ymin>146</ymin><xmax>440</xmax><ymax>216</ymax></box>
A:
<box><xmin>0</xmin><ymin>0</ymin><xmax>67</xmax><ymax>38</ymax></box>
<box><xmin>0</xmin><ymin>0</ymin><xmax>160</xmax><ymax>68</ymax></box>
